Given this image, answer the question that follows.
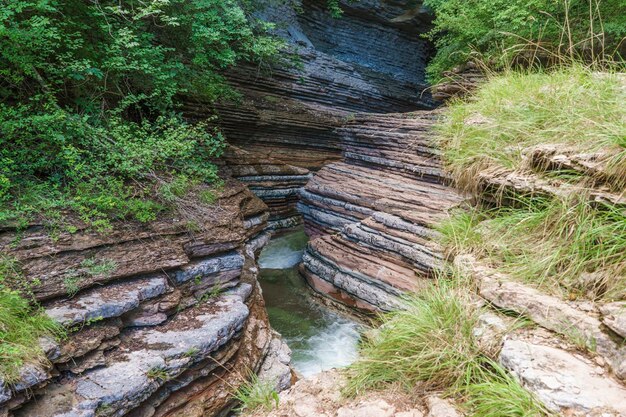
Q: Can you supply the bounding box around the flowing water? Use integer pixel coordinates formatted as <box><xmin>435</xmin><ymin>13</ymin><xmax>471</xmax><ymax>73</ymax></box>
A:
<box><xmin>258</xmin><ymin>228</ymin><xmax>361</xmax><ymax>378</ymax></box>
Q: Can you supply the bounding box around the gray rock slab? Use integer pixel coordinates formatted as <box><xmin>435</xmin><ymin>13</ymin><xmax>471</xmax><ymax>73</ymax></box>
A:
<box><xmin>15</xmin><ymin>294</ymin><xmax>249</xmax><ymax>417</ymax></box>
<box><xmin>45</xmin><ymin>275</ymin><xmax>168</xmax><ymax>327</ymax></box>
<box><xmin>600</xmin><ymin>302</ymin><xmax>626</xmax><ymax>339</ymax></box>
<box><xmin>500</xmin><ymin>339</ymin><xmax>626</xmax><ymax>416</ymax></box>
<box><xmin>173</xmin><ymin>252</ymin><xmax>244</xmax><ymax>284</ymax></box>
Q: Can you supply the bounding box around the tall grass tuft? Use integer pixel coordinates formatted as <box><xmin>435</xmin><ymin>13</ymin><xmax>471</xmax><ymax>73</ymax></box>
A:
<box><xmin>0</xmin><ymin>289</ymin><xmax>64</xmax><ymax>383</ymax></box>
<box><xmin>346</xmin><ymin>285</ymin><xmax>550</xmax><ymax>416</ymax></box>
<box><xmin>438</xmin><ymin>65</ymin><xmax>625</xmax><ymax>193</ymax></box>
<box><xmin>346</xmin><ymin>285</ymin><xmax>480</xmax><ymax>395</ymax></box>
<box><xmin>464</xmin><ymin>359</ymin><xmax>550</xmax><ymax>417</ymax></box>
<box><xmin>439</xmin><ymin>196</ymin><xmax>626</xmax><ymax>301</ymax></box>
<box><xmin>232</xmin><ymin>372</ymin><xmax>279</xmax><ymax>413</ymax></box>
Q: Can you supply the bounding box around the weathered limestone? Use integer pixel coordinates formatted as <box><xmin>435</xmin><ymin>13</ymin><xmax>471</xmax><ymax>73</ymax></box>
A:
<box><xmin>500</xmin><ymin>338</ymin><xmax>626</xmax><ymax>416</ymax></box>
<box><xmin>218</xmin><ymin>145</ymin><xmax>313</xmax><ymax>231</ymax></box>
<box><xmin>476</xmin><ymin>167</ymin><xmax>626</xmax><ymax>207</ymax></box>
<box><xmin>246</xmin><ymin>369</ymin><xmax>437</xmax><ymax>417</ymax></box>
<box><xmin>600</xmin><ymin>302</ymin><xmax>626</xmax><ymax>339</ymax></box>
<box><xmin>456</xmin><ymin>256</ymin><xmax>626</xmax><ymax>380</ymax></box>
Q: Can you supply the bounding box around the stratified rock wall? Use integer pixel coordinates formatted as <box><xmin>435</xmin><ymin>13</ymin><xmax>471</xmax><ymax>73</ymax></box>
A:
<box><xmin>0</xmin><ymin>182</ymin><xmax>291</xmax><ymax>417</ymax></box>
<box><xmin>299</xmin><ymin>113</ymin><xmax>463</xmax><ymax>311</ymax></box>
<box><xmin>183</xmin><ymin>0</ymin><xmax>438</xmax><ymax>233</ymax></box>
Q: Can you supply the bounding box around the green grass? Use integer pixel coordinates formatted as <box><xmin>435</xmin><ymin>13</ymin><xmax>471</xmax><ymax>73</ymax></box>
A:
<box><xmin>0</xmin><ymin>255</ymin><xmax>63</xmax><ymax>383</ymax></box>
<box><xmin>0</xmin><ymin>289</ymin><xmax>64</xmax><ymax>383</ymax></box>
<box><xmin>438</xmin><ymin>197</ymin><xmax>626</xmax><ymax>301</ymax></box>
<box><xmin>436</xmin><ymin>65</ymin><xmax>626</xmax><ymax>302</ymax></box>
<box><xmin>146</xmin><ymin>366</ymin><xmax>170</xmax><ymax>382</ymax></box>
<box><xmin>464</xmin><ymin>360</ymin><xmax>550</xmax><ymax>417</ymax></box>
<box><xmin>232</xmin><ymin>372</ymin><xmax>279</xmax><ymax>413</ymax></box>
<box><xmin>438</xmin><ymin>66</ymin><xmax>626</xmax><ymax>192</ymax></box>
<box><xmin>346</xmin><ymin>285</ymin><xmax>480</xmax><ymax>394</ymax></box>
<box><xmin>345</xmin><ymin>285</ymin><xmax>550</xmax><ymax>416</ymax></box>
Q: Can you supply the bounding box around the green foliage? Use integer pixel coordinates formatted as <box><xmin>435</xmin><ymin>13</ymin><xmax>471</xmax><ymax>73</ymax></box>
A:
<box><xmin>0</xmin><ymin>0</ymin><xmax>283</xmax><ymax>229</ymax></box>
<box><xmin>346</xmin><ymin>285</ymin><xmax>550</xmax><ymax>416</ymax></box>
<box><xmin>63</xmin><ymin>258</ymin><xmax>117</xmax><ymax>298</ymax></box>
<box><xmin>327</xmin><ymin>0</ymin><xmax>344</xmax><ymax>17</ymax></box>
<box><xmin>232</xmin><ymin>372</ymin><xmax>280</xmax><ymax>413</ymax></box>
<box><xmin>0</xmin><ymin>256</ymin><xmax>64</xmax><ymax>383</ymax></box>
<box><xmin>424</xmin><ymin>0</ymin><xmax>626</xmax><ymax>80</ymax></box>
<box><xmin>441</xmin><ymin>197</ymin><xmax>626</xmax><ymax>301</ymax></box>
<box><xmin>464</xmin><ymin>360</ymin><xmax>550</xmax><ymax>417</ymax></box>
<box><xmin>146</xmin><ymin>366</ymin><xmax>169</xmax><ymax>382</ymax></box>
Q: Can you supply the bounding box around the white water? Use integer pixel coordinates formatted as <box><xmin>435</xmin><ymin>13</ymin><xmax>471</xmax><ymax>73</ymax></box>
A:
<box><xmin>258</xmin><ymin>228</ymin><xmax>361</xmax><ymax>378</ymax></box>
<box><xmin>258</xmin><ymin>230</ymin><xmax>307</xmax><ymax>269</ymax></box>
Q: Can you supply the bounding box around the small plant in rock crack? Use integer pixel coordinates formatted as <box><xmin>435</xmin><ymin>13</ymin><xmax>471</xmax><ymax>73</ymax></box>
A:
<box><xmin>232</xmin><ymin>372</ymin><xmax>279</xmax><ymax>413</ymax></box>
<box><xmin>198</xmin><ymin>285</ymin><xmax>224</xmax><ymax>302</ymax></box>
<box><xmin>63</xmin><ymin>258</ymin><xmax>117</xmax><ymax>298</ymax></box>
<box><xmin>183</xmin><ymin>347</ymin><xmax>200</xmax><ymax>358</ymax></box>
<box><xmin>69</xmin><ymin>315</ymin><xmax>104</xmax><ymax>333</ymax></box>
<box><xmin>95</xmin><ymin>403</ymin><xmax>112</xmax><ymax>417</ymax></box>
<box><xmin>146</xmin><ymin>366</ymin><xmax>169</xmax><ymax>382</ymax></box>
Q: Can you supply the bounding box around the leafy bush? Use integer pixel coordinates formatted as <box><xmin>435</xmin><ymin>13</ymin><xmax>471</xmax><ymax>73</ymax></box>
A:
<box><xmin>0</xmin><ymin>0</ymin><xmax>283</xmax><ymax>229</ymax></box>
<box><xmin>424</xmin><ymin>0</ymin><xmax>626</xmax><ymax>80</ymax></box>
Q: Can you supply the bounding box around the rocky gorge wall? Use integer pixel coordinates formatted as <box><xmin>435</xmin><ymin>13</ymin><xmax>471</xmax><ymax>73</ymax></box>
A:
<box><xmin>188</xmin><ymin>0</ymin><xmax>461</xmax><ymax>312</ymax></box>
<box><xmin>0</xmin><ymin>182</ymin><xmax>291</xmax><ymax>417</ymax></box>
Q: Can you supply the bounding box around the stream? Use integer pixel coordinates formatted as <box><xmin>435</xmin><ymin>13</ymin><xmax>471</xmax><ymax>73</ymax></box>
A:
<box><xmin>258</xmin><ymin>228</ymin><xmax>361</xmax><ymax>378</ymax></box>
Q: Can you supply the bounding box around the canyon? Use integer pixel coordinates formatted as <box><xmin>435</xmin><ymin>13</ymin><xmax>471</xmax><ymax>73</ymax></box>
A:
<box><xmin>1</xmin><ymin>1</ymin><xmax>625</xmax><ymax>417</ymax></box>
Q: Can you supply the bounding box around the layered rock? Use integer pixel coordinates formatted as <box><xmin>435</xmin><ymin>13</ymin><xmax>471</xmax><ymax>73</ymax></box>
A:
<box><xmin>0</xmin><ymin>181</ymin><xmax>291</xmax><ymax>417</ymax></box>
<box><xmin>218</xmin><ymin>146</ymin><xmax>312</xmax><ymax>232</ymax></box>
<box><xmin>299</xmin><ymin>113</ymin><xmax>463</xmax><ymax>311</ymax></box>
<box><xmin>182</xmin><ymin>0</ymin><xmax>439</xmax><ymax>232</ymax></box>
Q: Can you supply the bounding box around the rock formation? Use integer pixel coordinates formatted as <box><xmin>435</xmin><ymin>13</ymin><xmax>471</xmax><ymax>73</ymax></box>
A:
<box><xmin>0</xmin><ymin>182</ymin><xmax>291</xmax><ymax>417</ymax></box>
<box><xmin>299</xmin><ymin>112</ymin><xmax>463</xmax><ymax>311</ymax></box>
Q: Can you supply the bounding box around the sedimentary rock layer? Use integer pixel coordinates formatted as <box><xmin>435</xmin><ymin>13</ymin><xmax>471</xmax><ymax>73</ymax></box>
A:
<box><xmin>299</xmin><ymin>112</ymin><xmax>463</xmax><ymax>311</ymax></box>
<box><xmin>0</xmin><ymin>182</ymin><xmax>291</xmax><ymax>417</ymax></box>
<box><xmin>181</xmin><ymin>0</ymin><xmax>439</xmax><ymax>233</ymax></box>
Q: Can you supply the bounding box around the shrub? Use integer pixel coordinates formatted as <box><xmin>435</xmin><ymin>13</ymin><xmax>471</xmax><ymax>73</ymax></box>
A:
<box><xmin>0</xmin><ymin>0</ymin><xmax>283</xmax><ymax>229</ymax></box>
<box><xmin>424</xmin><ymin>0</ymin><xmax>626</xmax><ymax>80</ymax></box>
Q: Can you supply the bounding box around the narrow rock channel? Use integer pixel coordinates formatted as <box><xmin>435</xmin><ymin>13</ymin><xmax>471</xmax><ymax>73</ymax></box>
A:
<box><xmin>257</xmin><ymin>228</ymin><xmax>361</xmax><ymax>377</ymax></box>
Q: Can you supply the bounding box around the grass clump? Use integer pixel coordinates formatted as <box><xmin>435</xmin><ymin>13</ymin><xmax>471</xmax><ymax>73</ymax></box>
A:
<box><xmin>346</xmin><ymin>285</ymin><xmax>480</xmax><ymax>394</ymax></box>
<box><xmin>0</xmin><ymin>255</ymin><xmax>63</xmax><ymax>383</ymax></box>
<box><xmin>464</xmin><ymin>361</ymin><xmax>549</xmax><ymax>417</ymax></box>
<box><xmin>0</xmin><ymin>289</ymin><xmax>63</xmax><ymax>383</ymax></box>
<box><xmin>436</xmin><ymin>65</ymin><xmax>626</xmax><ymax>301</ymax></box>
<box><xmin>439</xmin><ymin>197</ymin><xmax>626</xmax><ymax>301</ymax></box>
<box><xmin>346</xmin><ymin>285</ymin><xmax>550</xmax><ymax>416</ymax></box>
<box><xmin>232</xmin><ymin>372</ymin><xmax>279</xmax><ymax>413</ymax></box>
<box><xmin>438</xmin><ymin>66</ymin><xmax>625</xmax><ymax>192</ymax></box>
